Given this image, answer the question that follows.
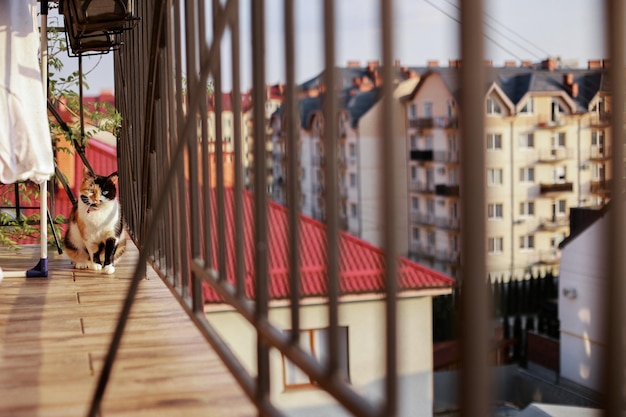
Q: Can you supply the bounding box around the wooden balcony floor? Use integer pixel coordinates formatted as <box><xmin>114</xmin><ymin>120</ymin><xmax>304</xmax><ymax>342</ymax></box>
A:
<box><xmin>0</xmin><ymin>242</ymin><xmax>256</xmax><ymax>417</ymax></box>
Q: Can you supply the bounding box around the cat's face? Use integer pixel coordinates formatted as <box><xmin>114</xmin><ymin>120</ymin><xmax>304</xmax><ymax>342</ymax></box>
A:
<box><xmin>79</xmin><ymin>170</ymin><xmax>118</xmax><ymax>210</ymax></box>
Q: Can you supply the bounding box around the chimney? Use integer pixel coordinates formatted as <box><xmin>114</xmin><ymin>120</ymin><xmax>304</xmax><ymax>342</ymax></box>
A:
<box><xmin>483</xmin><ymin>60</ymin><xmax>493</xmax><ymax>67</ymax></box>
<box><xmin>541</xmin><ymin>58</ymin><xmax>557</xmax><ymax>71</ymax></box>
<box><xmin>347</xmin><ymin>60</ymin><xmax>360</xmax><ymax>68</ymax></box>
<box><xmin>504</xmin><ymin>60</ymin><xmax>516</xmax><ymax>68</ymax></box>
<box><xmin>394</xmin><ymin>59</ymin><xmax>401</xmax><ymax>67</ymax></box>
<box><xmin>602</xmin><ymin>59</ymin><xmax>610</xmax><ymax>68</ymax></box>
<box><xmin>563</xmin><ymin>73</ymin><xmax>574</xmax><ymax>86</ymax></box>
<box><xmin>367</xmin><ymin>60</ymin><xmax>380</xmax><ymax>71</ymax></box>
<box><xmin>571</xmin><ymin>83</ymin><xmax>579</xmax><ymax>98</ymax></box>
<box><xmin>588</xmin><ymin>59</ymin><xmax>602</xmax><ymax>69</ymax></box>
<box><xmin>427</xmin><ymin>60</ymin><xmax>439</xmax><ymax>68</ymax></box>
<box><xmin>520</xmin><ymin>60</ymin><xmax>533</xmax><ymax>68</ymax></box>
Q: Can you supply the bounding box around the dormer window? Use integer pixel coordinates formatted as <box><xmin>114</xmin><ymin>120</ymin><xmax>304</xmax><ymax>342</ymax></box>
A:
<box><xmin>519</xmin><ymin>98</ymin><xmax>534</xmax><ymax>114</ymax></box>
<box><xmin>551</xmin><ymin>99</ymin><xmax>566</xmax><ymax>122</ymax></box>
<box><xmin>486</xmin><ymin>98</ymin><xmax>502</xmax><ymax>116</ymax></box>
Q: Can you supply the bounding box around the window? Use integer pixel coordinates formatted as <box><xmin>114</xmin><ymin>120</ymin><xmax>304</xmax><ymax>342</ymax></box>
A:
<box><xmin>553</xmin><ymin>166</ymin><xmax>566</xmax><ymax>183</ymax></box>
<box><xmin>553</xmin><ymin>199</ymin><xmax>567</xmax><ymax>216</ymax></box>
<box><xmin>519</xmin><ymin>97</ymin><xmax>534</xmax><ymax>114</ymax></box>
<box><xmin>350</xmin><ymin>203</ymin><xmax>357</xmax><ymax>218</ymax></box>
<box><xmin>348</xmin><ymin>143</ymin><xmax>356</xmax><ymax>158</ymax></box>
<box><xmin>424</xmin><ymin>101</ymin><xmax>433</xmax><ymax>118</ymax></box>
<box><xmin>551</xmin><ymin>132</ymin><xmax>566</xmax><ymax>148</ymax></box>
<box><xmin>520</xmin><ymin>167</ymin><xmax>535</xmax><ymax>183</ymax></box>
<box><xmin>520</xmin><ymin>234</ymin><xmax>535</xmax><ymax>250</ymax></box>
<box><xmin>487</xmin><ymin>168</ymin><xmax>503</xmax><ymax>186</ymax></box>
<box><xmin>409</xmin><ymin>103</ymin><xmax>417</xmax><ymax>119</ymax></box>
<box><xmin>488</xmin><ymin>237</ymin><xmax>504</xmax><ymax>254</ymax></box>
<box><xmin>486</xmin><ymin>98</ymin><xmax>502</xmax><ymax>115</ymax></box>
<box><xmin>427</xmin><ymin>199</ymin><xmax>435</xmax><ymax>215</ymax></box>
<box><xmin>412</xmin><ymin>227</ymin><xmax>420</xmax><ymax>241</ymax></box>
<box><xmin>283</xmin><ymin>327</ymin><xmax>349</xmax><ymax>388</ymax></box>
<box><xmin>487</xmin><ymin>133</ymin><xmax>502</xmax><ymax>150</ymax></box>
<box><xmin>519</xmin><ymin>201</ymin><xmax>535</xmax><ymax>217</ymax></box>
<box><xmin>427</xmin><ymin>230</ymin><xmax>436</xmax><ymax>247</ymax></box>
<box><xmin>591</xmin><ymin>130</ymin><xmax>605</xmax><ymax>147</ymax></box>
<box><xmin>411</xmin><ymin>166</ymin><xmax>418</xmax><ymax>181</ymax></box>
<box><xmin>551</xmin><ymin>99</ymin><xmax>566</xmax><ymax>122</ymax></box>
<box><xmin>411</xmin><ymin>196</ymin><xmax>419</xmax><ymax>211</ymax></box>
<box><xmin>488</xmin><ymin>203</ymin><xmax>503</xmax><ymax>220</ymax></box>
<box><xmin>409</xmin><ymin>135</ymin><xmax>418</xmax><ymax>150</ymax></box>
<box><xmin>349</xmin><ymin>173</ymin><xmax>357</xmax><ymax>187</ymax></box>
<box><xmin>519</xmin><ymin>133</ymin><xmax>534</xmax><ymax>148</ymax></box>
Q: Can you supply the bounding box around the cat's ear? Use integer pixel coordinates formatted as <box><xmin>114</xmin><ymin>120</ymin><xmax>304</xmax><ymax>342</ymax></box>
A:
<box><xmin>108</xmin><ymin>172</ymin><xmax>119</xmax><ymax>185</ymax></box>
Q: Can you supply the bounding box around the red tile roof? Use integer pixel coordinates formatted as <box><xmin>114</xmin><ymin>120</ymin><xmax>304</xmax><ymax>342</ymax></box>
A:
<box><xmin>203</xmin><ymin>190</ymin><xmax>453</xmax><ymax>303</ymax></box>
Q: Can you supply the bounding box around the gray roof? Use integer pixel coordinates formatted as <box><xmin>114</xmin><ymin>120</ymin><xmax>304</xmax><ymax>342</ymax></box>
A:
<box><xmin>280</xmin><ymin>62</ymin><xmax>607</xmax><ymax>130</ymax></box>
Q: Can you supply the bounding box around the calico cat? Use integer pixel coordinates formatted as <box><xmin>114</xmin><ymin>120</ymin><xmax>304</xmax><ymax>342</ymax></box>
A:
<box><xmin>64</xmin><ymin>169</ymin><xmax>126</xmax><ymax>274</ymax></box>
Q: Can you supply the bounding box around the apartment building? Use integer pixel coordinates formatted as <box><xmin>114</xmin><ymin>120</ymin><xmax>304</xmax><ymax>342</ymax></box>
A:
<box><xmin>271</xmin><ymin>62</ymin><xmax>417</xmax><ymax>254</ymax></box>
<box><xmin>404</xmin><ymin>59</ymin><xmax>610</xmax><ymax>279</ymax></box>
<box><xmin>270</xmin><ymin>59</ymin><xmax>609</xmax><ymax>280</ymax></box>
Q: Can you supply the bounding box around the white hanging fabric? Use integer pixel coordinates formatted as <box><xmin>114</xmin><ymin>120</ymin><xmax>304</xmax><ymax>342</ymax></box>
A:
<box><xmin>0</xmin><ymin>0</ymin><xmax>54</xmax><ymax>184</ymax></box>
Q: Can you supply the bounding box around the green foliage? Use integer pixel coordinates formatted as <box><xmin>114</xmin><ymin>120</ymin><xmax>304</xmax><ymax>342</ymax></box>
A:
<box><xmin>0</xmin><ymin>22</ymin><xmax>120</xmax><ymax>249</ymax></box>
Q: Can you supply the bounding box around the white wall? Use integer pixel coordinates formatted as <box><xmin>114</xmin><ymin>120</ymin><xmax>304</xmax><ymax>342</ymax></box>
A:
<box><xmin>205</xmin><ymin>296</ymin><xmax>434</xmax><ymax>417</ymax></box>
<box><xmin>559</xmin><ymin>214</ymin><xmax>608</xmax><ymax>391</ymax></box>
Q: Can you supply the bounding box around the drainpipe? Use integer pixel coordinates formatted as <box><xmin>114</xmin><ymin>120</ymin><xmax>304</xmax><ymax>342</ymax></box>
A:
<box><xmin>577</xmin><ymin>116</ymin><xmax>582</xmax><ymax>206</ymax></box>
<box><xmin>510</xmin><ymin>119</ymin><xmax>515</xmax><ymax>279</ymax></box>
<box><xmin>356</xmin><ymin>130</ymin><xmax>362</xmax><ymax>237</ymax></box>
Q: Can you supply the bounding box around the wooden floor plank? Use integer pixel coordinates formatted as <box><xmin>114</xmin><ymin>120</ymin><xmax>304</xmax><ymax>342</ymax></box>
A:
<box><xmin>0</xmin><ymin>244</ymin><xmax>256</xmax><ymax>417</ymax></box>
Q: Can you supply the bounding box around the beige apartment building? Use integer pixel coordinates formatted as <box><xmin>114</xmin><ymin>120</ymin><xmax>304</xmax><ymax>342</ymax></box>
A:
<box><xmin>271</xmin><ymin>59</ymin><xmax>610</xmax><ymax>280</ymax></box>
<box><xmin>404</xmin><ymin>59</ymin><xmax>610</xmax><ymax>279</ymax></box>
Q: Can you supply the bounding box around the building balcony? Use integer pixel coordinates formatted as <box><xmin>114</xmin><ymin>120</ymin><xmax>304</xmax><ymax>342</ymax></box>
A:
<box><xmin>539</xmin><ymin>182</ymin><xmax>573</xmax><ymax>194</ymax></box>
<box><xmin>589</xmin><ymin>111</ymin><xmax>611</xmax><ymax>127</ymax></box>
<box><xmin>433</xmin><ymin>150</ymin><xmax>459</xmax><ymax>163</ymax></box>
<box><xmin>588</xmin><ymin>146</ymin><xmax>611</xmax><ymax>161</ymax></box>
<box><xmin>590</xmin><ymin>179</ymin><xmax>612</xmax><ymax>195</ymax></box>
<box><xmin>435</xmin><ymin>184</ymin><xmax>460</xmax><ymax>197</ymax></box>
<box><xmin>538</xmin><ymin>216</ymin><xmax>569</xmax><ymax>231</ymax></box>
<box><xmin>435</xmin><ymin>216</ymin><xmax>460</xmax><ymax>230</ymax></box>
<box><xmin>410</xmin><ymin>211</ymin><xmax>435</xmax><ymax>226</ymax></box>
<box><xmin>409</xmin><ymin>181</ymin><xmax>435</xmax><ymax>194</ymax></box>
<box><xmin>538</xmin><ymin>249</ymin><xmax>561</xmax><ymax>265</ymax></box>
<box><xmin>536</xmin><ymin>117</ymin><xmax>565</xmax><ymax>129</ymax></box>
<box><xmin>409</xmin><ymin>117</ymin><xmax>434</xmax><ymax>130</ymax></box>
<box><xmin>435</xmin><ymin>248</ymin><xmax>460</xmax><ymax>264</ymax></box>
<box><xmin>409</xmin><ymin>242</ymin><xmax>436</xmax><ymax>258</ymax></box>
<box><xmin>410</xmin><ymin>149</ymin><xmax>433</xmax><ymax>162</ymax></box>
<box><xmin>536</xmin><ymin>147</ymin><xmax>573</xmax><ymax>162</ymax></box>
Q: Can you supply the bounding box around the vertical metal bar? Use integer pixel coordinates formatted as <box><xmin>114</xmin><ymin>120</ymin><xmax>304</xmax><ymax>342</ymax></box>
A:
<box><xmin>380</xmin><ymin>0</ymin><xmax>397</xmax><ymax>415</ymax></box>
<box><xmin>602</xmin><ymin>0</ymin><xmax>625</xmax><ymax>415</ymax></box>
<box><xmin>251</xmin><ymin>0</ymin><xmax>270</xmax><ymax>407</ymax></box>
<box><xmin>458</xmin><ymin>1</ymin><xmax>491</xmax><ymax>417</ymax></box>
<box><xmin>186</xmin><ymin>0</ymin><xmax>201</xmax><ymax>264</ymax></box>
<box><xmin>230</xmin><ymin>0</ymin><xmax>246</xmax><ymax>297</ymax></box>
<box><xmin>323</xmin><ymin>0</ymin><xmax>340</xmax><ymax>375</ymax></box>
<box><xmin>213</xmin><ymin>0</ymin><xmax>228</xmax><ymax>283</ymax></box>
<box><xmin>284</xmin><ymin>0</ymin><xmax>301</xmax><ymax>342</ymax></box>
<box><xmin>172</xmin><ymin>0</ymin><xmax>185</xmax><ymax>288</ymax></box>
<box><xmin>197</xmin><ymin>0</ymin><xmax>213</xmax><ymax>284</ymax></box>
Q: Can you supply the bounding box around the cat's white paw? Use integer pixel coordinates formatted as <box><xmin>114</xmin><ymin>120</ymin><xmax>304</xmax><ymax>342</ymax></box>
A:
<box><xmin>92</xmin><ymin>263</ymin><xmax>103</xmax><ymax>271</ymax></box>
<box><xmin>74</xmin><ymin>262</ymin><xmax>91</xmax><ymax>270</ymax></box>
<box><xmin>102</xmin><ymin>265</ymin><xmax>115</xmax><ymax>275</ymax></box>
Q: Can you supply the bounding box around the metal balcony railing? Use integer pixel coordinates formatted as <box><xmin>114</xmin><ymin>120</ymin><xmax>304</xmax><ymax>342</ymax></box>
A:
<box><xmin>87</xmin><ymin>1</ymin><xmax>626</xmax><ymax>417</ymax></box>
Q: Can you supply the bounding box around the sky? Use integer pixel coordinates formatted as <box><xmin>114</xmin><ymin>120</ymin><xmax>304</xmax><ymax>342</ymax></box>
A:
<box><xmin>54</xmin><ymin>0</ymin><xmax>606</xmax><ymax>94</ymax></box>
